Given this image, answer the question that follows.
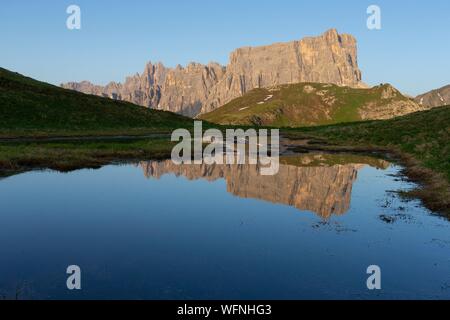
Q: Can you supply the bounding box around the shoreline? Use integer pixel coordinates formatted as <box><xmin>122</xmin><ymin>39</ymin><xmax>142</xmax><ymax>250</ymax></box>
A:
<box><xmin>282</xmin><ymin>134</ymin><xmax>450</xmax><ymax>217</ymax></box>
<box><xmin>1</xmin><ymin>135</ymin><xmax>448</xmax><ymax>218</ymax></box>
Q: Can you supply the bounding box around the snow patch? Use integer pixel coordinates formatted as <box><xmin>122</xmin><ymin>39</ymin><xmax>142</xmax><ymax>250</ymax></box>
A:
<box><xmin>256</xmin><ymin>95</ymin><xmax>274</xmax><ymax>105</ymax></box>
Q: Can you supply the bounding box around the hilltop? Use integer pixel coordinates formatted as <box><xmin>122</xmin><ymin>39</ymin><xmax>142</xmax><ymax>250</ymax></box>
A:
<box><xmin>0</xmin><ymin>67</ymin><xmax>193</xmax><ymax>138</ymax></box>
<box><xmin>200</xmin><ymin>82</ymin><xmax>426</xmax><ymax>127</ymax></box>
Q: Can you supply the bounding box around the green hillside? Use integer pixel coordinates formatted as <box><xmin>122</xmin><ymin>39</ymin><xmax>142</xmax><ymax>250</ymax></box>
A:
<box><xmin>0</xmin><ymin>67</ymin><xmax>192</xmax><ymax>137</ymax></box>
<box><xmin>200</xmin><ymin>82</ymin><xmax>421</xmax><ymax>127</ymax></box>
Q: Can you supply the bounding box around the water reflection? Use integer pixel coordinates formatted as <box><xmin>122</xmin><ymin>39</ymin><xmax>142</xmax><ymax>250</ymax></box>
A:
<box><xmin>140</xmin><ymin>153</ymin><xmax>390</xmax><ymax>218</ymax></box>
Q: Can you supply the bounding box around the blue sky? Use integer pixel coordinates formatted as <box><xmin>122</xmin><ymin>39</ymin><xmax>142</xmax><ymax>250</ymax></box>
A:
<box><xmin>1</xmin><ymin>0</ymin><xmax>449</xmax><ymax>96</ymax></box>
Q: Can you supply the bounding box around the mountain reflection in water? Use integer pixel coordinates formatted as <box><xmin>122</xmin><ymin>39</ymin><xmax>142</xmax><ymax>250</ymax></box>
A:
<box><xmin>140</xmin><ymin>153</ymin><xmax>390</xmax><ymax>218</ymax></box>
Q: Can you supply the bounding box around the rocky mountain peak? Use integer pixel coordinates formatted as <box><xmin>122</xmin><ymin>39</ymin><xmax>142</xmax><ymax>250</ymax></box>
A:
<box><xmin>415</xmin><ymin>84</ymin><xmax>450</xmax><ymax>108</ymax></box>
<box><xmin>62</xmin><ymin>29</ymin><xmax>365</xmax><ymax>117</ymax></box>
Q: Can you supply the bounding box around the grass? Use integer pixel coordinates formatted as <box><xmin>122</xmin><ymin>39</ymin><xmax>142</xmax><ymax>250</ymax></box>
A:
<box><xmin>283</xmin><ymin>105</ymin><xmax>450</xmax><ymax>215</ymax></box>
<box><xmin>200</xmin><ymin>82</ymin><xmax>415</xmax><ymax>127</ymax></box>
<box><xmin>0</xmin><ymin>67</ymin><xmax>194</xmax><ymax>138</ymax></box>
<box><xmin>0</xmin><ymin>138</ymin><xmax>176</xmax><ymax>177</ymax></box>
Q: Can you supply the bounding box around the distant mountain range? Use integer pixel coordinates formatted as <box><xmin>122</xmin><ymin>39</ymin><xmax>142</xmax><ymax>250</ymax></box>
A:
<box><xmin>415</xmin><ymin>85</ymin><xmax>450</xmax><ymax>108</ymax></box>
<box><xmin>3</xmin><ymin>24</ymin><xmax>438</xmax><ymax>131</ymax></box>
<box><xmin>62</xmin><ymin>29</ymin><xmax>365</xmax><ymax>117</ymax></box>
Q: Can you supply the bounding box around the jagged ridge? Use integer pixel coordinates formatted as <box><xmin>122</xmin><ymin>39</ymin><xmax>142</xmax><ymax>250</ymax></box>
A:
<box><xmin>62</xmin><ymin>29</ymin><xmax>364</xmax><ymax>117</ymax></box>
<box><xmin>416</xmin><ymin>84</ymin><xmax>450</xmax><ymax>108</ymax></box>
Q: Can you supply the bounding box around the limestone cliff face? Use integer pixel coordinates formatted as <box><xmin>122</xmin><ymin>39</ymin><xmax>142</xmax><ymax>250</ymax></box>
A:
<box><xmin>62</xmin><ymin>29</ymin><xmax>364</xmax><ymax>117</ymax></box>
<box><xmin>202</xmin><ymin>29</ymin><xmax>364</xmax><ymax>113</ymax></box>
<box><xmin>63</xmin><ymin>62</ymin><xmax>225</xmax><ymax>116</ymax></box>
<box><xmin>139</xmin><ymin>159</ymin><xmax>365</xmax><ymax>218</ymax></box>
<box><xmin>415</xmin><ymin>85</ymin><xmax>450</xmax><ymax>108</ymax></box>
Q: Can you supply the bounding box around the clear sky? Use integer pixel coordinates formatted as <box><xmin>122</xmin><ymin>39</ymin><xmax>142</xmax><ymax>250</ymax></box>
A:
<box><xmin>1</xmin><ymin>0</ymin><xmax>449</xmax><ymax>96</ymax></box>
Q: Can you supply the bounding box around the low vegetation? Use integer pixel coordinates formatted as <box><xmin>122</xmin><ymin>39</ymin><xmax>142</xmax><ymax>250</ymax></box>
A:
<box><xmin>0</xmin><ymin>138</ymin><xmax>175</xmax><ymax>177</ymax></box>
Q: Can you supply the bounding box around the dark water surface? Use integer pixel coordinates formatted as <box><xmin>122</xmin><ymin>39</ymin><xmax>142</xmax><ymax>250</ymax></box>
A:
<box><xmin>0</xmin><ymin>153</ymin><xmax>449</xmax><ymax>299</ymax></box>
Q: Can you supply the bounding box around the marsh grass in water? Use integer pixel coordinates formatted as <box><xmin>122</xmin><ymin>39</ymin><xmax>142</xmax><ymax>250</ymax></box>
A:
<box><xmin>0</xmin><ymin>138</ymin><xmax>176</xmax><ymax>175</ymax></box>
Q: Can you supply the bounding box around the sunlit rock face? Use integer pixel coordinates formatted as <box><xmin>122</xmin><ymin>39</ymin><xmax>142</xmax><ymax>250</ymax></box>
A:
<box><xmin>62</xmin><ymin>29</ymin><xmax>364</xmax><ymax>117</ymax></box>
<box><xmin>415</xmin><ymin>84</ymin><xmax>450</xmax><ymax>108</ymax></box>
<box><xmin>139</xmin><ymin>155</ymin><xmax>389</xmax><ymax>218</ymax></box>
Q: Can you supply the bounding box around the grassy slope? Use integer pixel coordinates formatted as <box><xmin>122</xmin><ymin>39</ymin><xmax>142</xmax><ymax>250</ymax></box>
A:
<box><xmin>200</xmin><ymin>82</ymin><xmax>414</xmax><ymax>127</ymax></box>
<box><xmin>285</xmin><ymin>105</ymin><xmax>450</xmax><ymax>214</ymax></box>
<box><xmin>0</xmin><ymin>67</ymin><xmax>193</xmax><ymax>137</ymax></box>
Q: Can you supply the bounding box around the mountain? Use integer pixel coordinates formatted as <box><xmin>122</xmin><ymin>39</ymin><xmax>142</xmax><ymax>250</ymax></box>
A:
<box><xmin>0</xmin><ymin>67</ymin><xmax>192</xmax><ymax>137</ymax></box>
<box><xmin>62</xmin><ymin>29</ymin><xmax>365</xmax><ymax>117</ymax></box>
<box><xmin>199</xmin><ymin>82</ymin><xmax>426</xmax><ymax>127</ymax></box>
<box><xmin>140</xmin><ymin>154</ymin><xmax>389</xmax><ymax>218</ymax></box>
<box><xmin>415</xmin><ymin>85</ymin><xmax>450</xmax><ymax>108</ymax></box>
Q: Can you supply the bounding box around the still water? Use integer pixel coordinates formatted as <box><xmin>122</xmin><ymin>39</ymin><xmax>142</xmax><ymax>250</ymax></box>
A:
<box><xmin>0</xmin><ymin>153</ymin><xmax>449</xmax><ymax>299</ymax></box>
